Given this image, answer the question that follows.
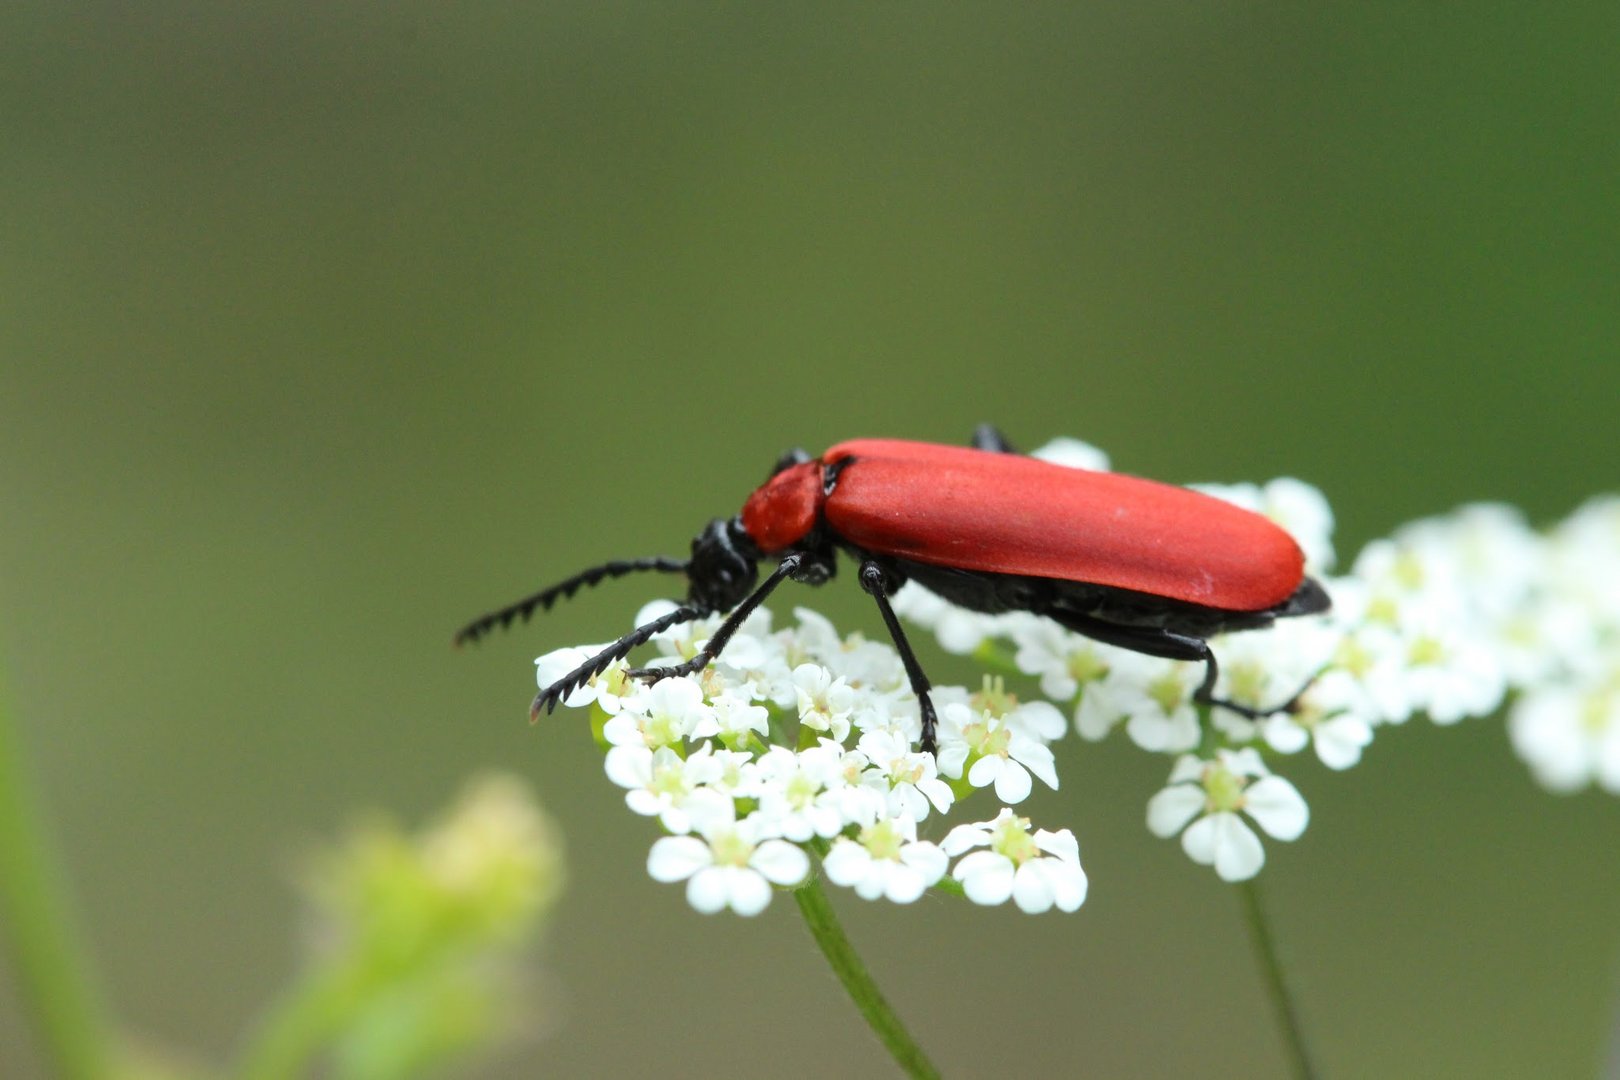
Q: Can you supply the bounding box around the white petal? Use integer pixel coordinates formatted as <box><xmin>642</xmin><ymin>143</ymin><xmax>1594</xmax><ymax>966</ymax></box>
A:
<box><xmin>624</xmin><ymin>789</ymin><xmax>663</xmax><ymax>819</ymax></box>
<box><xmin>1260</xmin><ymin>715</ymin><xmax>1310</xmax><ymax>755</ymax></box>
<box><xmin>940</xmin><ymin>823</ymin><xmax>990</xmax><ymax>856</ymax></box>
<box><xmin>1034</xmin><ymin>828</ymin><xmax>1079</xmax><ymax>863</ymax></box>
<box><xmin>1010</xmin><ymin>737</ymin><xmax>1059</xmax><ymax>790</ymax></box>
<box><xmin>751</xmin><ymin>840</ymin><xmax>810</xmax><ymax>886</ymax></box>
<box><xmin>604</xmin><ymin>745</ymin><xmax>653</xmax><ymax>790</ymax></box>
<box><xmin>1011</xmin><ymin>863</ymin><xmax>1057</xmax><ymax>913</ymax></box>
<box><xmin>683</xmin><ymin>788</ymin><xmax>737</xmax><ymax>836</ymax></box>
<box><xmin>899</xmin><ymin>843</ymin><xmax>948</xmax><ymax>888</ymax></box>
<box><xmin>992</xmin><ymin>761</ymin><xmax>1033</xmax><ymax>804</ymax></box>
<box><xmin>647</xmin><ymin>836</ymin><xmax>710</xmax><ymax>882</ymax></box>
<box><xmin>1146</xmin><ymin>786</ymin><xmax>1205</xmax><ymax>838</ymax></box>
<box><xmin>1210</xmin><ymin>814</ymin><xmax>1265</xmax><ymax>882</ymax></box>
<box><xmin>967</xmin><ymin>754</ymin><xmax>1002</xmax><ymax>790</ymax></box>
<box><xmin>1243</xmin><ymin>777</ymin><xmax>1309</xmax><ymax>841</ymax></box>
<box><xmin>685</xmin><ymin>866</ymin><xmax>732</xmax><ymax>913</ymax></box>
<box><xmin>821</xmin><ymin>841</ymin><xmax>871</xmax><ymax>888</ymax></box>
<box><xmin>882</xmin><ymin>865</ymin><xmax>928</xmax><ymax>904</ymax></box>
<box><xmin>1314</xmin><ymin>715</ymin><xmax>1373</xmax><ymax>770</ymax></box>
<box><xmin>953</xmin><ymin>851</ymin><xmax>1015</xmax><ymax>905</ymax></box>
<box><xmin>1179</xmin><ymin>813</ymin><xmax>1219</xmax><ymax>865</ymax></box>
<box><xmin>722</xmin><ymin>867</ymin><xmax>773</xmax><ymax>916</ymax></box>
<box><xmin>1048</xmin><ymin>860</ymin><xmax>1088</xmax><ymax>911</ymax></box>
<box><xmin>935</xmin><ymin>743</ymin><xmax>969</xmax><ymax>779</ymax></box>
<box><xmin>534</xmin><ymin>646</ymin><xmax>599</xmax><ymax>707</ymax></box>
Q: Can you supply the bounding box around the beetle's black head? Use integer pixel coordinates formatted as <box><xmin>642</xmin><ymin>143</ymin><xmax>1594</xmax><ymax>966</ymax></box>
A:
<box><xmin>687</xmin><ymin>517</ymin><xmax>761</xmax><ymax>613</ymax></box>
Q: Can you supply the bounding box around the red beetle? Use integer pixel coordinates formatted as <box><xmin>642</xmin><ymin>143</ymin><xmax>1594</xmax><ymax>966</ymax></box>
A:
<box><xmin>457</xmin><ymin>427</ymin><xmax>1330</xmax><ymax>752</ymax></box>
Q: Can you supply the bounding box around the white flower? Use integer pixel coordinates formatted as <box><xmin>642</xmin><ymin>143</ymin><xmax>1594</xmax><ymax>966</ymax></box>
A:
<box><xmin>646</xmin><ymin>795</ymin><xmax>809</xmax><ymax>915</ymax></box>
<box><xmin>1386</xmin><ymin>609</ymin><xmax>1507</xmax><ymax>725</ymax></box>
<box><xmin>934</xmin><ymin>703</ymin><xmax>1058</xmax><ymax>804</ymax></box>
<box><xmin>604</xmin><ymin>742</ymin><xmax>727</xmax><ymax>833</ymax></box>
<box><xmin>822</xmin><ymin>815</ymin><xmax>947</xmax><ymax>903</ymax></box>
<box><xmin>793</xmin><ymin>664</ymin><xmax>856</xmax><ymax>742</ymax></box>
<box><xmin>1146</xmin><ymin>750</ymin><xmax>1308</xmax><ymax>882</ymax></box>
<box><xmin>751</xmin><ymin>744</ymin><xmax>852</xmax><ymax>841</ymax></box>
<box><xmin>941</xmin><ymin>808</ymin><xmax>1087</xmax><ymax>913</ymax></box>
<box><xmin>1009</xmin><ymin>618</ymin><xmax>1116</xmax><ymax>703</ymax></box>
<box><xmin>690</xmin><ymin>689</ymin><xmax>770</xmax><ymax>746</ymax></box>
<box><xmin>601</xmin><ymin>677</ymin><xmax>712</xmax><ymax>750</ymax></box>
<box><xmin>1260</xmin><ymin>669</ymin><xmax>1376</xmax><ymax>770</ymax></box>
<box><xmin>856</xmin><ymin>729</ymin><xmax>954</xmax><ymax>820</ymax></box>
<box><xmin>1085</xmin><ymin>654</ymin><xmax>1203</xmax><ymax>753</ymax></box>
<box><xmin>1030</xmin><ymin>437</ymin><xmax>1110</xmax><ymax>471</ymax></box>
<box><xmin>1509</xmin><ymin>675</ymin><xmax>1620</xmax><ymax>794</ymax></box>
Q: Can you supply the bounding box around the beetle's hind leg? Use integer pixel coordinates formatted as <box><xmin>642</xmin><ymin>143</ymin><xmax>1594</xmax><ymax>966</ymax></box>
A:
<box><xmin>1042</xmin><ymin>611</ymin><xmax>1311</xmax><ymax>722</ymax></box>
<box><xmin>970</xmin><ymin>423</ymin><xmax>1019</xmax><ymax>454</ymax></box>
<box><xmin>857</xmin><ymin>560</ymin><xmax>942</xmax><ymax>755</ymax></box>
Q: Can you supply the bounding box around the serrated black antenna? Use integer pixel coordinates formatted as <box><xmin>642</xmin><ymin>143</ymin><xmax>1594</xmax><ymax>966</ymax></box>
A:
<box><xmin>453</xmin><ymin>556</ymin><xmax>688</xmax><ymax>646</ymax></box>
<box><xmin>530</xmin><ymin>604</ymin><xmax>704</xmax><ymax>719</ymax></box>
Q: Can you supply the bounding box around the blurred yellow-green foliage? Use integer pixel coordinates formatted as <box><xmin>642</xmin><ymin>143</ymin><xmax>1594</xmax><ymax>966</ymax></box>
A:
<box><xmin>2</xmin><ymin>5</ymin><xmax>1618</xmax><ymax>1077</ymax></box>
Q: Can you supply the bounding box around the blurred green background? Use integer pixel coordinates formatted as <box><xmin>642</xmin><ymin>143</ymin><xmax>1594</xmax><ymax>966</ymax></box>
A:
<box><xmin>3</xmin><ymin>4</ymin><xmax>1618</xmax><ymax>1077</ymax></box>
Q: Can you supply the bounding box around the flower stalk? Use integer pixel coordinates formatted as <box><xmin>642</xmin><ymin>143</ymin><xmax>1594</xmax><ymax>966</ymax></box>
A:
<box><xmin>793</xmin><ymin>865</ymin><xmax>939</xmax><ymax>1080</ymax></box>
<box><xmin>1238</xmin><ymin>879</ymin><xmax>1316</xmax><ymax>1080</ymax></box>
<box><xmin>0</xmin><ymin>665</ymin><xmax>113</xmax><ymax>1080</ymax></box>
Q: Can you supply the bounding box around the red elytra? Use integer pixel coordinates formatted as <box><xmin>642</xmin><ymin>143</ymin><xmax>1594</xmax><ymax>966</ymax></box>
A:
<box><xmin>742</xmin><ymin>438</ymin><xmax>1305</xmax><ymax>613</ymax></box>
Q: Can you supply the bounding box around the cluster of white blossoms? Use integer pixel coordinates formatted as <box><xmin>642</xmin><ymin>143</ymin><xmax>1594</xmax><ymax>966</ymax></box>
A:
<box><xmin>535</xmin><ymin>600</ymin><xmax>1086</xmax><ymax>916</ymax></box>
<box><xmin>536</xmin><ymin>437</ymin><xmax>1617</xmax><ymax>906</ymax></box>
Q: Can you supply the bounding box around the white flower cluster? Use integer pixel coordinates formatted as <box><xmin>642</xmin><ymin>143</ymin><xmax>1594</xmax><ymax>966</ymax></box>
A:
<box><xmin>538</xmin><ymin>604</ymin><xmax>1085</xmax><ymax>916</ymax></box>
<box><xmin>893</xmin><ymin>440</ymin><xmax>1620</xmax><ymax>881</ymax></box>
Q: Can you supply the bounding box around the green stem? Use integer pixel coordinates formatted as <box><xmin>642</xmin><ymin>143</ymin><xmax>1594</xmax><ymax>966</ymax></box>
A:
<box><xmin>793</xmin><ymin>872</ymin><xmax>939</xmax><ymax>1080</ymax></box>
<box><xmin>1238</xmin><ymin>878</ymin><xmax>1316</xmax><ymax>1080</ymax></box>
<box><xmin>233</xmin><ymin>964</ymin><xmax>348</xmax><ymax>1080</ymax></box>
<box><xmin>0</xmin><ymin>665</ymin><xmax>114</xmax><ymax>1079</ymax></box>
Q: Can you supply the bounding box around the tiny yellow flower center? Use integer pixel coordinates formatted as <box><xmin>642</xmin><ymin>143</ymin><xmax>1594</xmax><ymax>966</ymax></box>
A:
<box><xmin>1407</xmin><ymin>635</ymin><xmax>1446</xmax><ymax>668</ymax></box>
<box><xmin>644</xmin><ymin>714</ymin><xmax>682</xmax><ymax>748</ymax></box>
<box><xmin>1204</xmin><ymin>766</ymin><xmax>1248</xmax><ymax>813</ymax></box>
<box><xmin>649</xmin><ymin>765</ymin><xmax>689</xmax><ymax>801</ymax></box>
<box><xmin>1393</xmin><ymin>550</ymin><xmax>1427</xmax><ymax>591</ymax></box>
<box><xmin>971</xmin><ymin>675</ymin><xmax>1018</xmax><ymax>718</ymax></box>
<box><xmin>1366</xmin><ymin>594</ymin><xmax>1401</xmax><ymax>626</ymax></box>
<box><xmin>1148</xmin><ymin>670</ymin><xmax>1187</xmax><ymax>714</ymax></box>
<box><xmin>1335</xmin><ymin>635</ymin><xmax>1375</xmax><ymax>677</ymax></box>
<box><xmin>963</xmin><ymin>717</ymin><xmax>1011</xmax><ymax>758</ymax></box>
<box><xmin>988</xmin><ymin>814</ymin><xmax>1039</xmax><ymax>865</ymax></box>
<box><xmin>1226</xmin><ymin>660</ymin><xmax>1269</xmax><ymax>708</ymax></box>
<box><xmin>891</xmin><ymin>758</ymin><xmax>925</xmax><ymax>786</ymax></box>
<box><xmin>1067</xmin><ymin>648</ymin><xmax>1110</xmax><ymax>684</ymax></box>
<box><xmin>860</xmin><ymin>819</ymin><xmax>906</xmax><ymax>862</ymax></box>
<box><xmin>710</xmin><ymin>830</ymin><xmax>755</xmax><ymax>868</ymax></box>
<box><xmin>1580</xmin><ymin>684</ymin><xmax>1618</xmax><ymax>735</ymax></box>
<box><xmin>596</xmin><ymin>665</ymin><xmax>632</xmax><ymax>700</ymax></box>
<box><xmin>785</xmin><ymin>771</ymin><xmax>819</xmax><ymax>809</ymax></box>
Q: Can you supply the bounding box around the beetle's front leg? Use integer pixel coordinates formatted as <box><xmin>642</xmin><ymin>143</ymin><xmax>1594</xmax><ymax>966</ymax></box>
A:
<box><xmin>627</xmin><ymin>554</ymin><xmax>804</xmax><ymax>683</ymax></box>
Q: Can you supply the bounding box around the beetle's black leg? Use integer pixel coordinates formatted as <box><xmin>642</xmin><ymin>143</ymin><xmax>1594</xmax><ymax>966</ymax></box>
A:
<box><xmin>858</xmin><ymin>560</ymin><xmax>940</xmax><ymax>755</ymax></box>
<box><xmin>970</xmin><ymin>423</ymin><xmax>1019</xmax><ymax>454</ymax></box>
<box><xmin>531</xmin><ymin>604</ymin><xmax>704</xmax><ymax>719</ymax></box>
<box><xmin>627</xmin><ymin>553</ymin><xmax>806</xmax><ymax>684</ymax></box>
<box><xmin>1044</xmin><ymin>610</ymin><xmax>1306</xmax><ymax>721</ymax></box>
<box><xmin>456</xmin><ymin>556</ymin><xmax>689</xmax><ymax>647</ymax></box>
